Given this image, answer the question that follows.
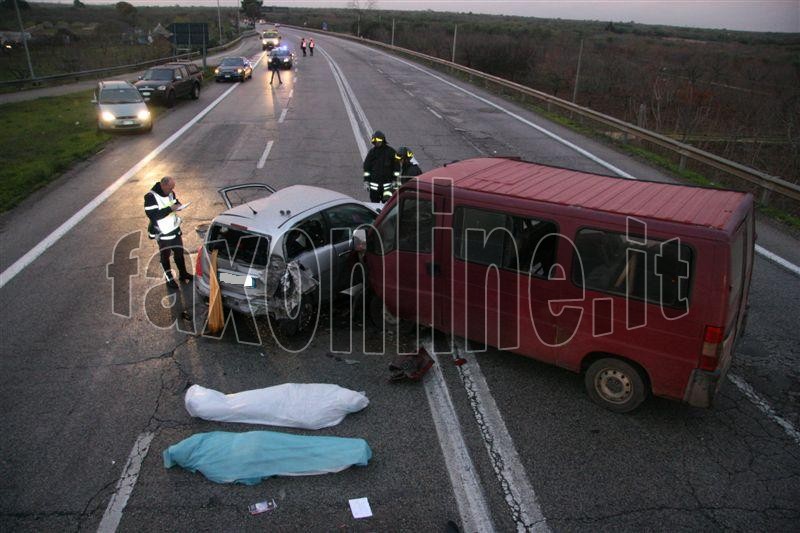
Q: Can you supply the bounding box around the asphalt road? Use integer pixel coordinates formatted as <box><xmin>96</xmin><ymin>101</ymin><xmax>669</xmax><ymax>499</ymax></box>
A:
<box><xmin>0</xmin><ymin>25</ymin><xmax>798</xmax><ymax>532</ymax></box>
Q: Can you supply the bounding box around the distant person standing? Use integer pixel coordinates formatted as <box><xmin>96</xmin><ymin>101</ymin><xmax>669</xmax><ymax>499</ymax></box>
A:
<box><xmin>269</xmin><ymin>52</ymin><xmax>282</xmax><ymax>85</ymax></box>
<box><xmin>300</xmin><ymin>37</ymin><xmax>307</xmax><ymax>56</ymax></box>
<box><xmin>309</xmin><ymin>39</ymin><xmax>315</xmax><ymax>56</ymax></box>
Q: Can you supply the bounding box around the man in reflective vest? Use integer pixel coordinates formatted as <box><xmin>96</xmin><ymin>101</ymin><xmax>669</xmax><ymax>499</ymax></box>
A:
<box><xmin>396</xmin><ymin>146</ymin><xmax>423</xmax><ymax>184</ymax></box>
<box><xmin>363</xmin><ymin>130</ymin><xmax>401</xmax><ymax>203</ymax></box>
<box><xmin>144</xmin><ymin>176</ymin><xmax>192</xmax><ymax>289</ymax></box>
<box><xmin>309</xmin><ymin>38</ymin><xmax>314</xmax><ymax>56</ymax></box>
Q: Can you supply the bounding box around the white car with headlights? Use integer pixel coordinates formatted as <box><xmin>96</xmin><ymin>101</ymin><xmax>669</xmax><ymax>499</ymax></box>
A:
<box><xmin>92</xmin><ymin>80</ymin><xmax>152</xmax><ymax>133</ymax></box>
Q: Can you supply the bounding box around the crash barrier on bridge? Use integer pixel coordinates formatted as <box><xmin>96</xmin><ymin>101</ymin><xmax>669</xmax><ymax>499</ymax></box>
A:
<box><xmin>0</xmin><ymin>30</ymin><xmax>258</xmax><ymax>92</ymax></box>
<box><xmin>285</xmin><ymin>25</ymin><xmax>799</xmax><ymax>211</ymax></box>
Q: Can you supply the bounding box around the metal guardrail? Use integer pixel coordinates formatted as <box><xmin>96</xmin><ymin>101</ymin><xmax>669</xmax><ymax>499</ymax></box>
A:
<box><xmin>0</xmin><ymin>30</ymin><xmax>257</xmax><ymax>90</ymax></box>
<box><xmin>286</xmin><ymin>25</ymin><xmax>800</xmax><ymax>204</ymax></box>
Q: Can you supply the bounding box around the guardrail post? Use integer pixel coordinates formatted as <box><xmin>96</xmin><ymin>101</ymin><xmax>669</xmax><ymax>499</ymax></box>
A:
<box><xmin>760</xmin><ymin>188</ymin><xmax>772</xmax><ymax>206</ymax></box>
<box><xmin>679</xmin><ymin>154</ymin><xmax>687</xmax><ymax>171</ymax></box>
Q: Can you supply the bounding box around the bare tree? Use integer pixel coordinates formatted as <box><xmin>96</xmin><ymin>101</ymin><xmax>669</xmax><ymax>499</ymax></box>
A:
<box><xmin>347</xmin><ymin>0</ymin><xmax>377</xmax><ymax>9</ymax></box>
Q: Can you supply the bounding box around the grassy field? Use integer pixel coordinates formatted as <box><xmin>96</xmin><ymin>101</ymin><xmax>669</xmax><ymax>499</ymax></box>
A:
<box><xmin>0</xmin><ymin>90</ymin><xmax>112</xmax><ymax>212</ymax></box>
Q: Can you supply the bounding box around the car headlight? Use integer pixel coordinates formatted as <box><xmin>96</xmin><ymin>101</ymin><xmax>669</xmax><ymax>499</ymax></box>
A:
<box><xmin>214</xmin><ymin>67</ymin><xmax>220</xmax><ymax>74</ymax></box>
<box><xmin>137</xmin><ymin>109</ymin><xmax>151</xmax><ymax>121</ymax></box>
<box><xmin>237</xmin><ymin>68</ymin><xmax>243</xmax><ymax>73</ymax></box>
<box><xmin>283</xmin><ymin>58</ymin><xmax>289</xmax><ymax>62</ymax></box>
<box><xmin>262</xmin><ymin>39</ymin><xmax>267</xmax><ymax>44</ymax></box>
<box><xmin>101</xmin><ymin>111</ymin><xmax>115</xmax><ymax>122</ymax></box>
<box><xmin>157</xmin><ymin>85</ymin><xmax>166</xmax><ymax>91</ymax></box>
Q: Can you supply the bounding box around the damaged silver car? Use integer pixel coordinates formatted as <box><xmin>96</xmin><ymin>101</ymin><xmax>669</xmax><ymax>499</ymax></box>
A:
<box><xmin>195</xmin><ymin>184</ymin><xmax>380</xmax><ymax>334</ymax></box>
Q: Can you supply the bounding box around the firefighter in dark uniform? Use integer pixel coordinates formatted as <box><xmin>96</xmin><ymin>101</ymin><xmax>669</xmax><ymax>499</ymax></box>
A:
<box><xmin>144</xmin><ymin>176</ymin><xmax>193</xmax><ymax>289</ymax></box>
<box><xmin>363</xmin><ymin>131</ymin><xmax>401</xmax><ymax>203</ymax></box>
<box><xmin>396</xmin><ymin>146</ymin><xmax>423</xmax><ymax>184</ymax></box>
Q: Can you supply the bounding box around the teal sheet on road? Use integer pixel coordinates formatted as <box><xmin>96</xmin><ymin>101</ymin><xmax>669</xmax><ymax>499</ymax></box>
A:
<box><xmin>163</xmin><ymin>430</ymin><xmax>372</xmax><ymax>485</ymax></box>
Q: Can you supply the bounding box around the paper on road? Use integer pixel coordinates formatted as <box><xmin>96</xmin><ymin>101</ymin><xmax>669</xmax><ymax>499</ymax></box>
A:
<box><xmin>176</xmin><ymin>201</ymin><xmax>191</xmax><ymax>211</ymax></box>
<box><xmin>349</xmin><ymin>497</ymin><xmax>373</xmax><ymax>519</ymax></box>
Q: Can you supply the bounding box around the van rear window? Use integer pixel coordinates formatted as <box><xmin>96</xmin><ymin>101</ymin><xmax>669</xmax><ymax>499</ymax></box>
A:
<box><xmin>207</xmin><ymin>224</ymin><xmax>270</xmax><ymax>267</ymax></box>
<box><xmin>573</xmin><ymin>228</ymin><xmax>692</xmax><ymax>308</ymax></box>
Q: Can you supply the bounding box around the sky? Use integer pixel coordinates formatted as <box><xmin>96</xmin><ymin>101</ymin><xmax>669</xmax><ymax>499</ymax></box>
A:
<box><xmin>35</xmin><ymin>1</ymin><xmax>800</xmax><ymax>33</ymax></box>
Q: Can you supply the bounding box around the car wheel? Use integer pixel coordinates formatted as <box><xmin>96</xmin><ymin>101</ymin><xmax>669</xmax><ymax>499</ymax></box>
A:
<box><xmin>278</xmin><ymin>294</ymin><xmax>317</xmax><ymax>337</ymax></box>
<box><xmin>191</xmin><ymin>84</ymin><xmax>200</xmax><ymax>99</ymax></box>
<box><xmin>585</xmin><ymin>358</ymin><xmax>648</xmax><ymax>413</ymax></box>
<box><xmin>166</xmin><ymin>91</ymin><xmax>176</xmax><ymax>108</ymax></box>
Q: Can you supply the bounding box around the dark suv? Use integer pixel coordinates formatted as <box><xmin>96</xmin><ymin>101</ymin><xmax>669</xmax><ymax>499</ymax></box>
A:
<box><xmin>134</xmin><ymin>64</ymin><xmax>200</xmax><ymax>108</ymax></box>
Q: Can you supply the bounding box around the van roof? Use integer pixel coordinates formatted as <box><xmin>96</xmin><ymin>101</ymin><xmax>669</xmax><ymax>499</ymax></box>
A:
<box><xmin>419</xmin><ymin>158</ymin><xmax>751</xmax><ymax>231</ymax></box>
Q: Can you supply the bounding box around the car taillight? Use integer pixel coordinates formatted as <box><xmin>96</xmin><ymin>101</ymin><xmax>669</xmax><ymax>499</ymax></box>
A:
<box><xmin>195</xmin><ymin>246</ymin><xmax>203</xmax><ymax>278</ymax></box>
<box><xmin>700</xmin><ymin>325</ymin><xmax>724</xmax><ymax>371</ymax></box>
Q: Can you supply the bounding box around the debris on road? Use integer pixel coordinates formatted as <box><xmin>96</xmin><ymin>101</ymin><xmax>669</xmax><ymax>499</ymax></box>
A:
<box><xmin>388</xmin><ymin>347</ymin><xmax>434</xmax><ymax>382</ymax></box>
<box><xmin>163</xmin><ymin>430</ymin><xmax>372</xmax><ymax>485</ymax></box>
<box><xmin>184</xmin><ymin>383</ymin><xmax>369</xmax><ymax>429</ymax></box>
<box><xmin>326</xmin><ymin>352</ymin><xmax>361</xmax><ymax>365</ymax></box>
<box><xmin>348</xmin><ymin>497</ymin><xmax>372</xmax><ymax>519</ymax></box>
<box><xmin>453</xmin><ymin>357</ymin><xmax>467</xmax><ymax>366</ymax></box>
<box><xmin>248</xmin><ymin>498</ymin><xmax>278</xmax><ymax>515</ymax></box>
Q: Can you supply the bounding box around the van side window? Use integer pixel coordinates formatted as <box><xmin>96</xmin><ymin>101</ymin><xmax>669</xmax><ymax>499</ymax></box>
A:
<box><xmin>573</xmin><ymin>228</ymin><xmax>693</xmax><ymax>307</ymax></box>
<box><xmin>454</xmin><ymin>207</ymin><xmax>557</xmax><ymax>278</ymax></box>
<box><xmin>398</xmin><ymin>197</ymin><xmax>434</xmax><ymax>253</ymax></box>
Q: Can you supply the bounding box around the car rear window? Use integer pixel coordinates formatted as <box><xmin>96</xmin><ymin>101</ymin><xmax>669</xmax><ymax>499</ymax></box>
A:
<box><xmin>207</xmin><ymin>224</ymin><xmax>270</xmax><ymax>267</ymax></box>
<box><xmin>572</xmin><ymin>228</ymin><xmax>693</xmax><ymax>308</ymax></box>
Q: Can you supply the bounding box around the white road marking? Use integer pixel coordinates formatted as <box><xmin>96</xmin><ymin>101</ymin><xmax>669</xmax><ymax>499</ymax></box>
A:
<box><xmin>322</xmin><ymin>47</ymin><xmax>373</xmax><ymax>141</ymax></box>
<box><xmin>428</xmin><ymin>107</ymin><xmax>443</xmax><ymax>119</ymax></box>
<box><xmin>754</xmin><ymin>244</ymin><xmax>800</xmax><ymax>276</ymax></box>
<box><xmin>452</xmin><ymin>340</ymin><xmax>550</xmax><ymax>532</ymax></box>
<box><xmin>0</xmin><ymin>83</ymin><xmax>241</xmax><ymax>289</ymax></box>
<box><xmin>404</xmin><ymin>88</ymin><xmax>414</xmax><ymax>97</ymax></box>
<box><xmin>320</xmin><ymin>47</ymin><xmax>369</xmax><ymax>159</ymax></box>
<box><xmin>728</xmin><ymin>374</ymin><xmax>800</xmax><ymax>447</ymax></box>
<box><xmin>97</xmin><ymin>432</ymin><xmax>154</xmax><ymax>533</ymax></box>
<box><xmin>257</xmin><ymin>140</ymin><xmax>274</xmax><ymax>169</ymax></box>
<box><xmin>288</xmin><ymin>89</ymin><xmax>294</xmax><ymax>99</ymax></box>
<box><xmin>366</xmin><ymin>47</ymin><xmax>800</xmax><ymax>277</ymax></box>
<box><xmin>422</xmin><ymin>340</ymin><xmax>497</xmax><ymax>533</ymax></box>
<box><xmin>279</xmin><ymin>108</ymin><xmax>288</xmax><ymax>123</ymax></box>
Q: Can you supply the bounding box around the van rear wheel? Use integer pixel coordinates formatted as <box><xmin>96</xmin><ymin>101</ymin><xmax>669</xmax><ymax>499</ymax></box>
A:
<box><xmin>585</xmin><ymin>358</ymin><xmax>647</xmax><ymax>413</ymax></box>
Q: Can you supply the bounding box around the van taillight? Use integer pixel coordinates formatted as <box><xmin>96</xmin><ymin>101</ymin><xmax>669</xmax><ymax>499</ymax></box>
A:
<box><xmin>700</xmin><ymin>325</ymin><xmax>724</xmax><ymax>371</ymax></box>
<box><xmin>195</xmin><ymin>246</ymin><xmax>203</xmax><ymax>278</ymax></box>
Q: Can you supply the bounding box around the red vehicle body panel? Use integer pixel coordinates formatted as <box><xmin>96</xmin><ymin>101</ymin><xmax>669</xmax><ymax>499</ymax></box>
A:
<box><xmin>364</xmin><ymin>158</ymin><xmax>754</xmax><ymax>407</ymax></box>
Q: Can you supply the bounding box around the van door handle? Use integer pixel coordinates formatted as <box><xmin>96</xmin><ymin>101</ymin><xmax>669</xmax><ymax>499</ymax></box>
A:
<box><xmin>426</xmin><ymin>262</ymin><xmax>441</xmax><ymax>276</ymax></box>
<box><xmin>338</xmin><ymin>249</ymin><xmax>352</xmax><ymax>257</ymax></box>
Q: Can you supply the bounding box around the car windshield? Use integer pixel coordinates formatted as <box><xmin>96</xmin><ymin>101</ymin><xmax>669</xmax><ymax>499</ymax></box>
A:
<box><xmin>99</xmin><ymin>88</ymin><xmax>142</xmax><ymax>104</ymax></box>
<box><xmin>221</xmin><ymin>58</ymin><xmax>244</xmax><ymax>66</ymax></box>
<box><xmin>271</xmin><ymin>49</ymin><xmax>290</xmax><ymax>57</ymax></box>
<box><xmin>141</xmin><ymin>69</ymin><xmax>173</xmax><ymax>81</ymax></box>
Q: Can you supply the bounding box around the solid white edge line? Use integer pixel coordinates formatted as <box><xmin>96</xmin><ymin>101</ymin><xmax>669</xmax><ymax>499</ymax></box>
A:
<box><xmin>428</xmin><ymin>107</ymin><xmax>443</xmax><ymax>119</ymax></box>
<box><xmin>454</xmin><ymin>340</ymin><xmax>550</xmax><ymax>532</ymax></box>
<box><xmin>278</xmin><ymin>108</ymin><xmax>288</xmax><ymax>123</ymax></box>
<box><xmin>97</xmin><ymin>432</ymin><xmax>154</xmax><ymax>533</ymax></box>
<box><xmin>288</xmin><ymin>89</ymin><xmax>294</xmax><ymax>99</ymax></box>
<box><xmin>0</xmin><ymin>82</ymin><xmax>241</xmax><ymax>289</ymax></box>
<box><xmin>358</xmin><ymin>44</ymin><xmax>800</xmax><ymax>277</ymax></box>
<box><xmin>323</xmin><ymin>47</ymin><xmax>373</xmax><ymax>139</ymax></box>
<box><xmin>257</xmin><ymin>140</ymin><xmax>274</xmax><ymax>169</ymax></box>
<box><xmin>728</xmin><ymin>374</ymin><xmax>800</xmax><ymax>447</ymax></box>
<box><xmin>422</xmin><ymin>340</ymin><xmax>496</xmax><ymax>533</ymax></box>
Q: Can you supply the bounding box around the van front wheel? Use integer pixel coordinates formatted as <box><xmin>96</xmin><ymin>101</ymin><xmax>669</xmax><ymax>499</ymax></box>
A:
<box><xmin>585</xmin><ymin>358</ymin><xmax>647</xmax><ymax>413</ymax></box>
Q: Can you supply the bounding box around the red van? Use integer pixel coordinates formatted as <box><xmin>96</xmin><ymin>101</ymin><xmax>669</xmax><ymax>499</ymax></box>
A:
<box><xmin>358</xmin><ymin>158</ymin><xmax>755</xmax><ymax>412</ymax></box>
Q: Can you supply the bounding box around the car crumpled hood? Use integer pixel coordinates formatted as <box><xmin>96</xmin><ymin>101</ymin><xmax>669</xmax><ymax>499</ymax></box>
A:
<box><xmin>98</xmin><ymin>101</ymin><xmax>147</xmax><ymax>117</ymax></box>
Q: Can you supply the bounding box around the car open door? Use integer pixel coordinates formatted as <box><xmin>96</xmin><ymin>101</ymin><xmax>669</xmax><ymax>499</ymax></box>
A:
<box><xmin>218</xmin><ymin>183</ymin><xmax>276</xmax><ymax>209</ymax></box>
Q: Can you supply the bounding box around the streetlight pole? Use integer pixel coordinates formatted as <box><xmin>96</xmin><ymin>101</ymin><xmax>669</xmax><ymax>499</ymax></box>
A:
<box><xmin>216</xmin><ymin>0</ymin><xmax>223</xmax><ymax>44</ymax></box>
<box><xmin>391</xmin><ymin>18</ymin><xmax>395</xmax><ymax>47</ymax></box>
<box><xmin>451</xmin><ymin>23</ymin><xmax>457</xmax><ymax>63</ymax></box>
<box><xmin>572</xmin><ymin>37</ymin><xmax>584</xmax><ymax>104</ymax></box>
<box><xmin>13</xmin><ymin>0</ymin><xmax>35</xmax><ymax>79</ymax></box>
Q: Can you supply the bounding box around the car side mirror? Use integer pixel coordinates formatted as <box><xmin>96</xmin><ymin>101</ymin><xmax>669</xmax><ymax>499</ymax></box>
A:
<box><xmin>137</xmin><ymin>75</ymin><xmax>142</xmax><ymax>80</ymax></box>
<box><xmin>175</xmin><ymin>75</ymin><xmax>182</xmax><ymax>80</ymax></box>
<box><xmin>353</xmin><ymin>228</ymin><xmax>367</xmax><ymax>252</ymax></box>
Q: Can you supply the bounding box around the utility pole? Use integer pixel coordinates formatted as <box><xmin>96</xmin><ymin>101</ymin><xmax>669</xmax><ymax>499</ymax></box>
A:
<box><xmin>357</xmin><ymin>14</ymin><xmax>360</xmax><ymax>37</ymax></box>
<box><xmin>572</xmin><ymin>37</ymin><xmax>584</xmax><ymax>104</ymax></box>
<box><xmin>391</xmin><ymin>18</ymin><xmax>395</xmax><ymax>47</ymax></box>
<box><xmin>236</xmin><ymin>3</ymin><xmax>240</xmax><ymax>34</ymax></box>
<box><xmin>216</xmin><ymin>0</ymin><xmax>223</xmax><ymax>44</ymax></box>
<box><xmin>451</xmin><ymin>23</ymin><xmax>457</xmax><ymax>63</ymax></box>
<box><xmin>13</xmin><ymin>0</ymin><xmax>35</xmax><ymax>79</ymax></box>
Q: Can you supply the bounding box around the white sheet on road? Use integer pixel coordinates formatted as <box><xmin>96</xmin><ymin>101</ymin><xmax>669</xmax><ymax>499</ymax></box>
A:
<box><xmin>185</xmin><ymin>383</ymin><xmax>369</xmax><ymax>430</ymax></box>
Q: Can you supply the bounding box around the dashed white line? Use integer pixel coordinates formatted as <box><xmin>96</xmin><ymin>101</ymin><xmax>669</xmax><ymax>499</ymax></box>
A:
<box><xmin>728</xmin><ymin>374</ymin><xmax>800</xmax><ymax>447</ymax></box>
<box><xmin>422</xmin><ymin>340</ymin><xmax>497</xmax><ymax>533</ymax></box>
<box><xmin>97</xmin><ymin>432</ymin><xmax>154</xmax><ymax>533</ymax></box>
<box><xmin>289</xmin><ymin>89</ymin><xmax>294</xmax><ymax>99</ymax></box>
<box><xmin>278</xmin><ymin>108</ymin><xmax>288</xmax><ymax>123</ymax></box>
<box><xmin>0</xmin><ymin>82</ymin><xmax>241</xmax><ymax>289</ymax></box>
<box><xmin>404</xmin><ymin>89</ymin><xmax>414</xmax><ymax>97</ymax></box>
<box><xmin>257</xmin><ymin>140</ymin><xmax>274</xmax><ymax>169</ymax></box>
<box><xmin>428</xmin><ymin>107</ymin><xmax>443</xmax><ymax>119</ymax></box>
